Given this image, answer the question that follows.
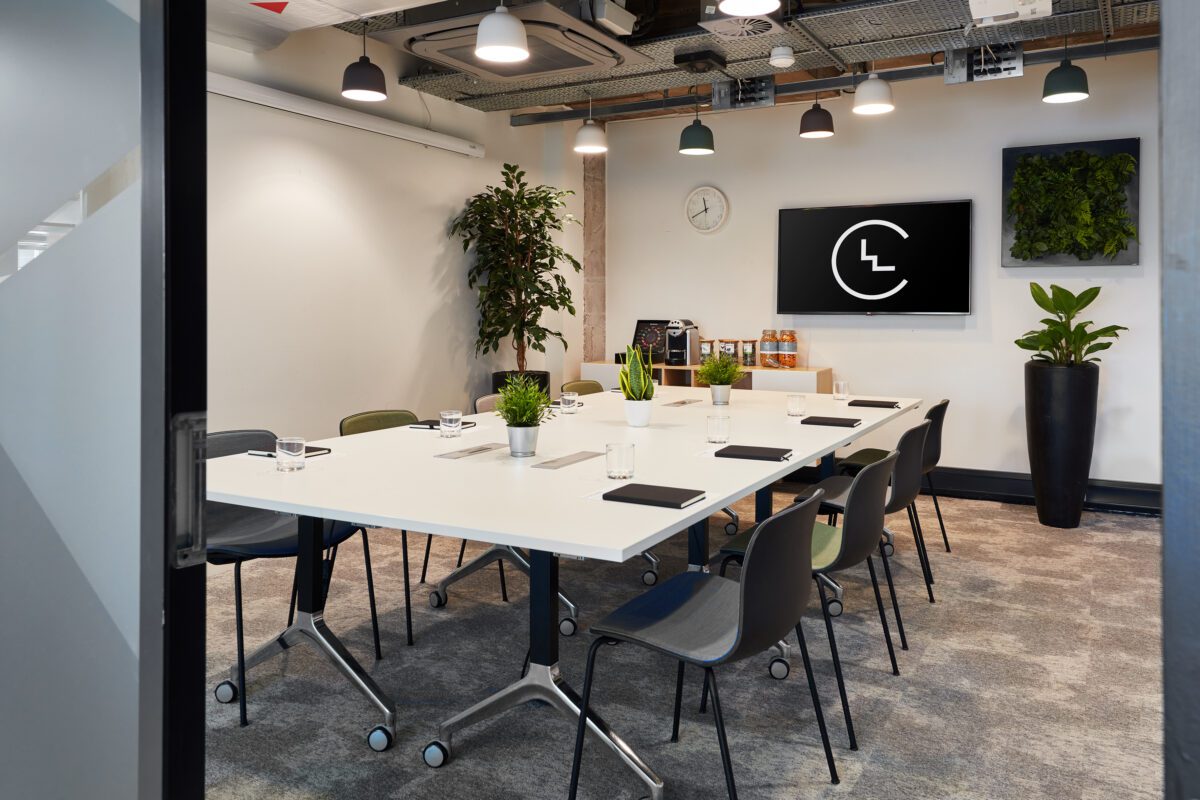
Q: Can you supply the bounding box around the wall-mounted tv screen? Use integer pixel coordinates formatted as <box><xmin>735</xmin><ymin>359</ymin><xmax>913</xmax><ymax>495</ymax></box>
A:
<box><xmin>777</xmin><ymin>200</ymin><xmax>972</xmax><ymax>315</ymax></box>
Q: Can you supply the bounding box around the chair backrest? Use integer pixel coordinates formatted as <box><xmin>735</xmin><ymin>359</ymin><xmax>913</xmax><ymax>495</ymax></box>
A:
<box><xmin>885</xmin><ymin>420</ymin><xmax>931</xmax><ymax>514</ymax></box>
<box><xmin>829</xmin><ymin>451</ymin><xmax>898</xmax><ymax>571</ymax></box>
<box><xmin>207</xmin><ymin>429</ymin><xmax>276</xmax><ymax>459</ymax></box>
<box><xmin>724</xmin><ymin>490</ymin><xmax>824</xmax><ymax>663</ymax></box>
<box><xmin>561</xmin><ymin>379</ymin><xmax>604</xmax><ymax>396</ymax></box>
<box><xmin>339</xmin><ymin>409</ymin><xmax>418</xmax><ymax>436</ymax></box>
<box><xmin>922</xmin><ymin>399</ymin><xmax>950</xmax><ymax>474</ymax></box>
<box><xmin>205</xmin><ymin>430</ymin><xmax>291</xmax><ymax>549</ymax></box>
<box><xmin>474</xmin><ymin>393</ymin><xmax>501</xmax><ymax>414</ymax></box>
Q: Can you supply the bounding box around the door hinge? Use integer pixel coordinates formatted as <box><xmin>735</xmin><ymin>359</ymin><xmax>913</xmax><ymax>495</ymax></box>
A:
<box><xmin>170</xmin><ymin>411</ymin><xmax>207</xmax><ymax>568</ymax></box>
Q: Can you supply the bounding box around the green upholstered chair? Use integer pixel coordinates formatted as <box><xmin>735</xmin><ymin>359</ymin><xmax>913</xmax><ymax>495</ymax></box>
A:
<box><xmin>339</xmin><ymin>409</ymin><xmax>419</xmax><ymax>436</ymax></box>
<box><xmin>561</xmin><ymin>379</ymin><xmax>604</xmax><ymax>396</ymax></box>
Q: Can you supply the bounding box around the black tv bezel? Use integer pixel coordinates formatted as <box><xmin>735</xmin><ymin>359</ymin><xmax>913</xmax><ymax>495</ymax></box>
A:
<box><xmin>776</xmin><ymin>198</ymin><xmax>973</xmax><ymax>316</ymax></box>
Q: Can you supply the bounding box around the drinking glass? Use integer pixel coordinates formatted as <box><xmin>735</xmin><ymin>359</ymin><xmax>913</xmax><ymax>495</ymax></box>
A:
<box><xmin>833</xmin><ymin>381</ymin><xmax>850</xmax><ymax>401</ymax></box>
<box><xmin>787</xmin><ymin>394</ymin><xmax>806</xmax><ymax>417</ymax></box>
<box><xmin>606</xmin><ymin>443</ymin><xmax>635</xmax><ymax>479</ymax></box>
<box><xmin>440</xmin><ymin>410</ymin><xmax>463</xmax><ymax>438</ymax></box>
<box><xmin>276</xmin><ymin>437</ymin><xmax>305</xmax><ymax>472</ymax></box>
<box><xmin>560</xmin><ymin>391</ymin><xmax>579</xmax><ymax>414</ymax></box>
<box><xmin>707</xmin><ymin>415</ymin><xmax>731</xmax><ymax>444</ymax></box>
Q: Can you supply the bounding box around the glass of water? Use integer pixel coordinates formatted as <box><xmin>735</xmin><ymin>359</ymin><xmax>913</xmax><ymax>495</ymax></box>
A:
<box><xmin>833</xmin><ymin>381</ymin><xmax>850</xmax><ymax>401</ymax></box>
<box><xmin>707</xmin><ymin>415</ymin><xmax>731</xmax><ymax>444</ymax></box>
<box><xmin>560</xmin><ymin>391</ymin><xmax>580</xmax><ymax>414</ymax></box>
<box><xmin>787</xmin><ymin>394</ymin><xmax>806</xmax><ymax>417</ymax></box>
<box><xmin>606</xmin><ymin>443</ymin><xmax>635</xmax><ymax>479</ymax></box>
<box><xmin>440</xmin><ymin>410</ymin><xmax>463</xmax><ymax>438</ymax></box>
<box><xmin>276</xmin><ymin>437</ymin><xmax>306</xmax><ymax>472</ymax></box>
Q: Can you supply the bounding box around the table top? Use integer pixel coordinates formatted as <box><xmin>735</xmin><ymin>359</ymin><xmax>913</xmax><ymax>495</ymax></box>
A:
<box><xmin>206</xmin><ymin>387</ymin><xmax>920</xmax><ymax>562</ymax></box>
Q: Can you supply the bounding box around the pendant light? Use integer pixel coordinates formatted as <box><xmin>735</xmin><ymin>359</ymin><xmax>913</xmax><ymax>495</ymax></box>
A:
<box><xmin>852</xmin><ymin>72</ymin><xmax>894</xmax><ymax>115</ymax></box>
<box><xmin>717</xmin><ymin>0</ymin><xmax>781</xmax><ymax>16</ymax></box>
<box><xmin>1042</xmin><ymin>36</ymin><xmax>1089</xmax><ymax>104</ymax></box>
<box><xmin>341</xmin><ymin>26</ymin><xmax>387</xmax><ymax>102</ymax></box>
<box><xmin>573</xmin><ymin>97</ymin><xmax>608</xmax><ymax>154</ymax></box>
<box><xmin>799</xmin><ymin>96</ymin><xmax>834</xmax><ymax>139</ymax></box>
<box><xmin>678</xmin><ymin>92</ymin><xmax>714</xmax><ymax>156</ymax></box>
<box><xmin>475</xmin><ymin>3</ymin><xmax>529</xmax><ymax>64</ymax></box>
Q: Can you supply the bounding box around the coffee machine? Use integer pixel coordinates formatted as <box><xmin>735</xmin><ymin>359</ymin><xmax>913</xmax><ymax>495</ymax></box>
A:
<box><xmin>665</xmin><ymin>319</ymin><xmax>700</xmax><ymax>366</ymax></box>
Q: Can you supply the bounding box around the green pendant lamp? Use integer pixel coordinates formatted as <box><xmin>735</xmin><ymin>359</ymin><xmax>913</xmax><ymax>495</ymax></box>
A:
<box><xmin>1043</xmin><ymin>36</ymin><xmax>1089</xmax><ymax>104</ymax></box>
<box><xmin>679</xmin><ymin>91</ymin><xmax>714</xmax><ymax>156</ymax></box>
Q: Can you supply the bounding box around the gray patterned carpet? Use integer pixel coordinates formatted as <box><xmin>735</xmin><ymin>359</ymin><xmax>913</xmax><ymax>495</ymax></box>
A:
<box><xmin>205</xmin><ymin>490</ymin><xmax>1162</xmax><ymax>799</ymax></box>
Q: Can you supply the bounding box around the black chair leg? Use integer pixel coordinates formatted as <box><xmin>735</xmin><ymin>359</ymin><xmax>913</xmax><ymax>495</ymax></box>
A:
<box><xmin>926</xmin><ymin>474</ymin><xmax>952</xmax><ymax>552</ymax></box>
<box><xmin>880</xmin><ymin>541</ymin><xmax>908</xmax><ymax>651</ymax></box>
<box><xmin>498</xmin><ymin>560</ymin><xmax>509</xmax><ymax>603</ymax></box>
<box><xmin>361</xmin><ymin>531</ymin><xmax>385</xmax><ymax>658</ymax></box>
<box><xmin>398</xmin><ymin>530</ymin><xmax>412</xmax><ymax>647</ymax></box>
<box><xmin>456</xmin><ymin>539</ymin><xmax>467</xmax><ymax>568</ymax></box>
<box><xmin>520</xmin><ymin>648</ymin><xmax>530</xmax><ymax>680</ymax></box>
<box><xmin>286</xmin><ymin>569</ymin><xmax>298</xmax><ymax>627</ymax></box>
<box><xmin>718</xmin><ymin>555</ymin><xmax>741</xmax><ymax>577</ymax></box>
<box><xmin>705</xmin><ymin>668</ymin><xmax>739</xmax><ymax>800</ymax></box>
<box><xmin>867</xmin><ymin>556</ymin><xmax>899</xmax><ymax>676</ymax></box>
<box><xmin>323</xmin><ymin>544</ymin><xmax>339</xmax><ymax>599</ymax></box>
<box><xmin>795</xmin><ymin>621</ymin><xmax>838</xmax><ymax>785</ymax></box>
<box><xmin>699</xmin><ymin>669</ymin><xmax>710</xmax><ymax>714</ymax></box>
<box><xmin>907</xmin><ymin>504</ymin><xmax>936</xmax><ymax>604</ymax></box>
<box><xmin>671</xmin><ymin>661</ymin><xmax>686</xmax><ymax>743</ymax></box>
<box><xmin>568</xmin><ymin>637</ymin><xmax>608</xmax><ymax>800</ymax></box>
<box><xmin>233</xmin><ymin>561</ymin><xmax>249</xmax><ymax>727</ymax></box>
<box><xmin>816</xmin><ymin>578</ymin><xmax>857</xmax><ymax>750</ymax></box>
<box><xmin>419</xmin><ymin>533</ymin><xmax>433</xmax><ymax>584</ymax></box>
<box><xmin>911</xmin><ymin>503</ymin><xmax>937</xmax><ymax>589</ymax></box>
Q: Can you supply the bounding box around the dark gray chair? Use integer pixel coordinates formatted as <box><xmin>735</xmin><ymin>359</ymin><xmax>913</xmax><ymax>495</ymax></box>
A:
<box><xmin>206</xmin><ymin>429</ymin><xmax>383</xmax><ymax>727</ymax></box>
<box><xmin>568</xmin><ymin>491</ymin><xmax>838</xmax><ymax>800</ymax></box>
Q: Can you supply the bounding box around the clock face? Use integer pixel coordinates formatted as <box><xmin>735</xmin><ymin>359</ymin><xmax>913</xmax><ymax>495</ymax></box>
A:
<box><xmin>685</xmin><ymin>186</ymin><xmax>728</xmax><ymax>233</ymax></box>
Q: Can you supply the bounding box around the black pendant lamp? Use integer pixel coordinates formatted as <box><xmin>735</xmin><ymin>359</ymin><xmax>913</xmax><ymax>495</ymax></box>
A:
<box><xmin>799</xmin><ymin>96</ymin><xmax>834</xmax><ymax>139</ymax></box>
<box><xmin>678</xmin><ymin>91</ymin><xmax>714</xmax><ymax>156</ymax></box>
<box><xmin>342</xmin><ymin>26</ymin><xmax>387</xmax><ymax>102</ymax></box>
<box><xmin>1042</xmin><ymin>35</ymin><xmax>1089</xmax><ymax>104</ymax></box>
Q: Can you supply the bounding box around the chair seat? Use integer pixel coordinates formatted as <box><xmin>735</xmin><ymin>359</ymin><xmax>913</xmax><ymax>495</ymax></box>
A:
<box><xmin>836</xmin><ymin>447</ymin><xmax>890</xmax><ymax>476</ymax></box>
<box><xmin>206</xmin><ymin>504</ymin><xmax>359</xmax><ymax>563</ymax></box>
<box><xmin>589</xmin><ymin>572</ymin><xmax>740</xmax><ymax>665</ymax></box>
<box><xmin>795</xmin><ymin>475</ymin><xmax>853</xmax><ymax>513</ymax></box>
<box><xmin>718</xmin><ymin>521</ymin><xmax>841</xmax><ymax>573</ymax></box>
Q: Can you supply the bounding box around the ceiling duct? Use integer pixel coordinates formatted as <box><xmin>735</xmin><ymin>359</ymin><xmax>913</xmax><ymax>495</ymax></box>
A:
<box><xmin>698</xmin><ymin>12</ymin><xmax>784</xmax><ymax>39</ymax></box>
<box><xmin>373</xmin><ymin>0</ymin><xmax>649</xmax><ymax>83</ymax></box>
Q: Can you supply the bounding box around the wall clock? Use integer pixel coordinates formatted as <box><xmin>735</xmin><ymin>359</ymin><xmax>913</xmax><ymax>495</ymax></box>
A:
<box><xmin>685</xmin><ymin>186</ymin><xmax>728</xmax><ymax>233</ymax></box>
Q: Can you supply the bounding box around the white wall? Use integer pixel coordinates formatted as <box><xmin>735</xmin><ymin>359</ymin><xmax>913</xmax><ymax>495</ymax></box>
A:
<box><xmin>606</xmin><ymin>51</ymin><xmax>1161</xmax><ymax>483</ymax></box>
<box><xmin>207</xmin><ymin>29</ymin><xmax>585</xmax><ymax>439</ymax></box>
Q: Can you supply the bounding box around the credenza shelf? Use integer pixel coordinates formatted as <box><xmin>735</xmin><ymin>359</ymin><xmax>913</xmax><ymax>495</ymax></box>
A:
<box><xmin>581</xmin><ymin>362</ymin><xmax>833</xmax><ymax>394</ymax></box>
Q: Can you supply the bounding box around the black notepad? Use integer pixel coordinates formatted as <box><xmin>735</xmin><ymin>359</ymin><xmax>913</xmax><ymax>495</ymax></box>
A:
<box><xmin>247</xmin><ymin>446</ymin><xmax>331</xmax><ymax>458</ymax></box>
<box><xmin>848</xmin><ymin>399</ymin><xmax>900</xmax><ymax>409</ymax></box>
<box><xmin>714</xmin><ymin>445</ymin><xmax>793</xmax><ymax>462</ymax></box>
<box><xmin>409</xmin><ymin>420</ymin><xmax>478</xmax><ymax>430</ymax></box>
<box><xmin>602</xmin><ymin>483</ymin><xmax>706</xmax><ymax>509</ymax></box>
<box><xmin>801</xmin><ymin>416</ymin><xmax>862</xmax><ymax>428</ymax></box>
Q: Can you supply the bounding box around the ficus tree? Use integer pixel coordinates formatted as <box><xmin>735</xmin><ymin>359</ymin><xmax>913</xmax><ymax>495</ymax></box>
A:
<box><xmin>1014</xmin><ymin>282</ymin><xmax>1127</xmax><ymax>365</ymax></box>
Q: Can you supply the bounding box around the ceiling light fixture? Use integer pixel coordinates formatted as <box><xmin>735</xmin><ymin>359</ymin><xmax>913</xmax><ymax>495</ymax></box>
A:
<box><xmin>852</xmin><ymin>72</ymin><xmax>894</xmax><ymax>115</ymax></box>
<box><xmin>717</xmin><ymin>0</ymin><xmax>781</xmax><ymax>16</ymax></box>
<box><xmin>799</xmin><ymin>96</ymin><xmax>834</xmax><ymax>139</ymax></box>
<box><xmin>678</xmin><ymin>91</ymin><xmax>714</xmax><ymax>155</ymax></box>
<box><xmin>768</xmin><ymin>46</ymin><xmax>795</xmax><ymax>69</ymax></box>
<box><xmin>1042</xmin><ymin>36</ymin><xmax>1089</xmax><ymax>104</ymax></box>
<box><xmin>341</xmin><ymin>25</ymin><xmax>387</xmax><ymax>102</ymax></box>
<box><xmin>475</xmin><ymin>3</ymin><xmax>529</xmax><ymax>64</ymax></box>
<box><xmin>574</xmin><ymin>97</ymin><xmax>608</xmax><ymax>154</ymax></box>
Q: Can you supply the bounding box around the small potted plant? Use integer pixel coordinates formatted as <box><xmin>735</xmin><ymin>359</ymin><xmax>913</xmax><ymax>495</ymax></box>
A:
<box><xmin>619</xmin><ymin>345</ymin><xmax>655</xmax><ymax>427</ymax></box>
<box><xmin>695</xmin><ymin>352</ymin><xmax>744</xmax><ymax>405</ymax></box>
<box><xmin>495</xmin><ymin>373</ymin><xmax>552</xmax><ymax>457</ymax></box>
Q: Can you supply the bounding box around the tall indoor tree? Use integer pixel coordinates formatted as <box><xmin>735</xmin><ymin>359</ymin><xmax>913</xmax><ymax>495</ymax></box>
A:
<box><xmin>451</xmin><ymin>163</ymin><xmax>581</xmax><ymax>388</ymax></box>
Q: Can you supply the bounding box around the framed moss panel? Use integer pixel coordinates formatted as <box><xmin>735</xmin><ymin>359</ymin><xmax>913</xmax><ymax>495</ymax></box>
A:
<box><xmin>1001</xmin><ymin>138</ymin><xmax>1140</xmax><ymax>267</ymax></box>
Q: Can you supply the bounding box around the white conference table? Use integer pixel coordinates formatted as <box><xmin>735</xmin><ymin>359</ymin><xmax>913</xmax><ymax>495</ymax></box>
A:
<box><xmin>206</xmin><ymin>385</ymin><xmax>919</xmax><ymax>797</ymax></box>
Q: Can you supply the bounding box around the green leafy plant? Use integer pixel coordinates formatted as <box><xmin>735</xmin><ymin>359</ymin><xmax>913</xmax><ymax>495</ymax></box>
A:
<box><xmin>495</xmin><ymin>373</ymin><xmax>552</xmax><ymax>427</ymax></box>
<box><xmin>451</xmin><ymin>163</ymin><xmax>582</xmax><ymax>373</ymax></box>
<box><xmin>1014</xmin><ymin>283</ymin><xmax>1127</xmax><ymax>365</ymax></box>
<box><xmin>619</xmin><ymin>346</ymin><xmax>655</xmax><ymax>401</ymax></box>
<box><xmin>695</xmin><ymin>352</ymin><xmax>745</xmax><ymax>386</ymax></box>
<box><xmin>1008</xmin><ymin>149</ymin><xmax>1138</xmax><ymax>262</ymax></box>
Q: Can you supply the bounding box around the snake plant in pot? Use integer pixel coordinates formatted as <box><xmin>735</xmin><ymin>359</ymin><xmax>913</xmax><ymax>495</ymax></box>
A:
<box><xmin>695</xmin><ymin>352</ymin><xmax>745</xmax><ymax>406</ymax></box>
<box><xmin>619</xmin><ymin>346</ymin><xmax>655</xmax><ymax>427</ymax></box>
<box><xmin>1015</xmin><ymin>283</ymin><xmax>1126</xmax><ymax>528</ymax></box>
<box><xmin>495</xmin><ymin>373</ymin><xmax>552</xmax><ymax>457</ymax></box>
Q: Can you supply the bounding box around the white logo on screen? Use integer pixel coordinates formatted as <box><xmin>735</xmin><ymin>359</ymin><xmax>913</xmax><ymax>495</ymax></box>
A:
<box><xmin>831</xmin><ymin>219</ymin><xmax>909</xmax><ymax>301</ymax></box>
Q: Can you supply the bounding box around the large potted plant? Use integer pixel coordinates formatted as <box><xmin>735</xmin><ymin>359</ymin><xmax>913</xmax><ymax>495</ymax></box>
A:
<box><xmin>451</xmin><ymin>163</ymin><xmax>582</xmax><ymax>394</ymax></box>
<box><xmin>695</xmin><ymin>352</ymin><xmax>744</xmax><ymax>406</ymax></box>
<box><xmin>1015</xmin><ymin>283</ymin><xmax>1126</xmax><ymax>528</ymax></box>
<box><xmin>619</xmin><ymin>346</ymin><xmax>655</xmax><ymax>427</ymax></box>
<box><xmin>494</xmin><ymin>373</ymin><xmax>552</xmax><ymax>457</ymax></box>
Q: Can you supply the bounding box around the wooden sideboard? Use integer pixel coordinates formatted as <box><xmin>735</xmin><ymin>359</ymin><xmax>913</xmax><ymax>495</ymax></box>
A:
<box><xmin>581</xmin><ymin>361</ymin><xmax>833</xmax><ymax>393</ymax></box>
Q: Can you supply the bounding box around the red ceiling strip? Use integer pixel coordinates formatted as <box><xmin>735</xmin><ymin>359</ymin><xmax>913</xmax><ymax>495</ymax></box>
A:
<box><xmin>250</xmin><ymin>2</ymin><xmax>289</xmax><ymax>13</ymax></box>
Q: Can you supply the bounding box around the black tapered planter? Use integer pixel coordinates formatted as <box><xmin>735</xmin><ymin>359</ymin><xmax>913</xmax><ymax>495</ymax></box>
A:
<box><xmin>1024</xmin><ymin>361</ymin><xmax>1099</xmax><ymax>528</ymax></box>
<box><xmin>491</xmin><ymin>370</ymin><xmax>551</xmax><ymax>394</ymax></box>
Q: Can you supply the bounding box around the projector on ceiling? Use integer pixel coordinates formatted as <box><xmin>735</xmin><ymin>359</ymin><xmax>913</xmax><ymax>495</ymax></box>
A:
<box><xmin>968</xmin><ymin>0</ymin><xmax>1051</xmax><ymax>27</ymax></box>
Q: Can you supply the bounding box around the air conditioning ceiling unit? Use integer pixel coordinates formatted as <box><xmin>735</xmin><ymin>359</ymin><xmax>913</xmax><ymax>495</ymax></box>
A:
<box><xmin>374</xmin><ymin>0</ymin><xmax>650</xmax><ymax>83</ymax></box>
<box><xmin>968</xmin><ymin>0</ymin><xmax>1051</xmax><ymax>27</ymax></box>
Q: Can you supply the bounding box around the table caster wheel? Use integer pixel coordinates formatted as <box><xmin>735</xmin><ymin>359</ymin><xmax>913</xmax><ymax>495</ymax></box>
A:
<box><xmin>429</xmin><ymin>590</ymin><xmax>447</xmax><ymax>609</ymax></box>
<box><xmin>825</xmin><ymin>598</ymin><xmax>843</xmax><ymax>618</ymax></box>
<box><xmin>423</xmin><ymin>740</ymin><xmax>451</xmax><ymax>768</ymax></box>
<box><xmin>214</xmin><ymin>680</ymin><xmax>238</xmax><ymax>704</ymax></box>
<box><xmin>724</xmin><ymin>521</ymin><xmax>738</xmax><ymax>536</ymax></box>
<box><xmin>367</xmin><ymin>725</ymin><xmax>393</xmax><ymax>752</ymax></box>
<box><xmin>559</xmin><ymin>617</ymin><xmax>578</xmax><ymax>636</ymax></box>
<box><xmin>641</xmin><ymin>569</ymin><xmax>658</xmax><ymax>586</ymax></box>
<box><xmin>768</xmin><ymin>657</ymin><xmax>790</xmax><ymax>680</ymax></box>
<box><xmin>882</xmin><ymin>541</ymin><xmax>895</xmax><ymax>558</ymax></box>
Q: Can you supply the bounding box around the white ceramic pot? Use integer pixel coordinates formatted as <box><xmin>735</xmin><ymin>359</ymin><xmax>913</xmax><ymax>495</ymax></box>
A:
<box><xmin>710</xmin><ymin>385</ymin><xmax>732</xmax><ymax>405</ymax></box>
<box><xmin>625</xmin><ymin>399</ymin><xmax>653</xmax><ymax>428</ymax></box>
<box><xmin>507</xmin><ymin>425</ymin><xmax>539</xmax><ymax>457</ymax></box>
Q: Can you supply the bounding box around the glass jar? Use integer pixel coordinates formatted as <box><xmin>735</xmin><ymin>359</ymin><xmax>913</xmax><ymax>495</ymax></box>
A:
<box><xmin>759</xmin><ymin>329</ymin><xmax>779</xmax><ymax>368</ymax></box>
<box><xmin>740</xmin><ymin>340</ymin><xmax>757</xmax><ymax>367</ymax></box>
<box><xmin>778</xmin><ymin>329</ymin><xmax>798</xmax><ymax>368</ymax></box>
